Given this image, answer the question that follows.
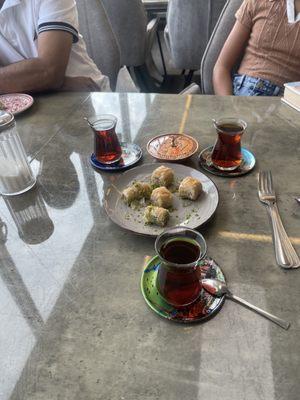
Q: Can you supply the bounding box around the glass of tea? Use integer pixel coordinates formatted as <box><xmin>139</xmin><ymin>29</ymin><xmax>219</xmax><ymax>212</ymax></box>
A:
<box><xmin>155</xmin><ymin>226</ymin><xmax>207</xmax><ymax>307</ymax></box>
<box><xmin>87</xmin><ymin>114</ymin><xmax>122</xmax><ymax>164</ymax></box>
<box><xmin>211</xmin><ymin>117</ymin><xmax>247</xmax><ymax>171</ymax></box>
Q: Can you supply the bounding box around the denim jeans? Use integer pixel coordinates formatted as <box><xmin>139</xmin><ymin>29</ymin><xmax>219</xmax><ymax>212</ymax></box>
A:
<box><xmin>233</xmin><ymin>74</ymin><xmax>284</xmax><ymax>96</ymax></box>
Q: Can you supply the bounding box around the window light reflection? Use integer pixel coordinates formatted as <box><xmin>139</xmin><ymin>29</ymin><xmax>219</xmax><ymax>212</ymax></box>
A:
<box><xmin>219</xmin><ymin>231</ymin><xmax>300</xmax><ymax>245</ymax></box>
<box><xmin>179</xmin><ymin>95</ymin><xmax>192</xmax><ymax>134</ymax></box>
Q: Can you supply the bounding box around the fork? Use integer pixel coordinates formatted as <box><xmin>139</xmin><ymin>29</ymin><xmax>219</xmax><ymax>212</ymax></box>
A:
<box><xmin>258</xmin><ymin>171</ymin><xmax>300</xmax><ymax>269</ymax></box>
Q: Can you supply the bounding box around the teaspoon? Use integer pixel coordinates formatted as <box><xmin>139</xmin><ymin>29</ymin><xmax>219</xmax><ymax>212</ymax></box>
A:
<box><xmin>202</xmin><ymin>279</ymin><xmax>290</xmax><ymax>330</ymax></box>
<box><xmin>83</xmin><ymin>116</ymin><xmax>93</xmax><ymax>127</ymax></box>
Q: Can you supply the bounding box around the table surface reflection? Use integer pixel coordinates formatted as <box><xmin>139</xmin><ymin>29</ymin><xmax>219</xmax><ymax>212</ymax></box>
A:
<box><xmin>0</xmin><ymin>93</ymin><xmax>299</xmax><ymax>400</ymax></box>
<box><xmin>142</xmin><ymin>0</ymin><xmax>168</xmax><ymax>4</ymax></box>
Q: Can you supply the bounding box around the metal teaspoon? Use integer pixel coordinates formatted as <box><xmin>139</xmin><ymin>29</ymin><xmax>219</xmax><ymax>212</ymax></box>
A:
<box><xmin>202</xmin><ymin>279</ymin><xmax>290</xmax><ymax>330</ymax></box>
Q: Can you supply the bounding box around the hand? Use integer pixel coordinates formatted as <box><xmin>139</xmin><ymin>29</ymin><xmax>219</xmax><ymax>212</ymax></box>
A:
<box><xmin>61</xmin><ymin>76</ymin><xmax>101</xmax><ymax>92</ymax></box>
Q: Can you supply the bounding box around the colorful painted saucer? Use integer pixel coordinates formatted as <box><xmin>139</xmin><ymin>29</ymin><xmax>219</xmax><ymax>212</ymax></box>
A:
<box><xmin>147</xmin><ymin>133</ymin><xmax>199</xmax><ymax>161</ymax></box>
<box><xmin>0</xmin><ymin>93</ymin><xmax>34</xmax><ymax>115</ymax></box>
<box><xmin>199</xmin><ymin>146</ymin><xmax>256</xmax><ymax>177</ymax></box>
<box><xmin>90</xmin><ymin>142</ymin><xmax>142</xmax><ymax>171</ymax></box>
<box><xmin>141</xmin><ymin>255</ymin><xmax>226</xmax><ymax>323</ymax></box>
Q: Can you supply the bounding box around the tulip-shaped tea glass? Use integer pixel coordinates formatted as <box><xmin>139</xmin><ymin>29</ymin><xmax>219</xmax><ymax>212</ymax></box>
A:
<box><xmin>87</xmin><ymin>114</ymin><xmax>122</xmax><ymax>164</ymax></box>
<box><xmin>155</xmin><ymin>226</ymin><xmax>207</xmax><ymax>307</ymax></box>
<box><xmin>211</xmin><ymin>117</ymin><xmax>247</xmax><ymax>171</ymax></box>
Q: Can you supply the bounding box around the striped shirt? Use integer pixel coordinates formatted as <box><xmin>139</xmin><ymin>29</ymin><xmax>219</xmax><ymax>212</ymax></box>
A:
<box><xmin>0</xmin><ymin>0</ymin><xmax>110</xmax><ymax>91</ymax></box>
<box><xmin>236</xmin><ymin>0</ymin><xmax>300</xmax><ymax>86</ymax></box>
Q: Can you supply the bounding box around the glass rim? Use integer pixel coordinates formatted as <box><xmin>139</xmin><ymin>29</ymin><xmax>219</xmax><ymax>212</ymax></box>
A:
<box><xmin>0</xmin><ymin>110</ymin><xmax>15</xmax><ymax>132</ymax></box>
<box><xmin>154</xmin><ymin>226</ymin><xmax>207</xmax><ymax>268</ymax></box>
<box><xmin>87</xmin><ymin>114</ymin><xmax>117</xmax><ymax>128</ymax></box>
<box><xmin>213</xmin><ymin>117</ymin><xmax>247</xmax><ymax>132</ymax></box>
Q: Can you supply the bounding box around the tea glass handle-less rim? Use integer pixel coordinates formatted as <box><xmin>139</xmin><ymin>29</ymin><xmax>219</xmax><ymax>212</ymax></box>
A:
<box><xmin>212</xmin><ymin>117</ymin><xmax>247</xmax><ymax>131</ymax></box>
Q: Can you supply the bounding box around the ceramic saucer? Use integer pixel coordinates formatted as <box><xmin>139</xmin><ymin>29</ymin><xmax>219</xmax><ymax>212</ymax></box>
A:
<box><xmin>0</xmin><ymin>93</ymin><xmax>34</xmax><ymax>115</ymax></box>
<box><xmin>147</xmin><ymin>133</ymin><xmax>199</xmax><ymax>161</ymax></box>
<box><xmin>198</xmin><ymin>146</ymin><xmax>256</xmax><ymax>177</ymax></box>
<box><xmin>90</xmin><ymin>142</ymin><xmax>142</xmax><ymax>172</ymax></box>
<box><xmin>141</xmin><ymin>255</ymin><xmax>226</xmax><ymax>323</ymax></box>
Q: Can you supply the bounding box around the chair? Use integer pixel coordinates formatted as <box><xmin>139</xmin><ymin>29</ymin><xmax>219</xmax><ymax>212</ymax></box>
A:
<box><xmin>101</xmin><ymin>0</ymin><xmax>147</xmax><ymax>67</ymax></box>
<box><xmin>76</xmin><ymin>0</ymin><xmax>120</xmax><ymax>90</ymax></box>
<box><xmin>201</xmin><ymin>0</ymin><xmax>243</xmax><ymax>94</ymax></box>
<box><xmin>165</xmin><ymin>0</ymin><xmax>227</xmax><ymax>73</ymax></box>
<box><xmin>101</xmin><ymin>0</ymin><xmax>163</xmax><ymax>91</ymax></box>
<box><xmin>76</xmin><ymin>0</ymin><xmax>199</xmax><ymax>94</ymax></box>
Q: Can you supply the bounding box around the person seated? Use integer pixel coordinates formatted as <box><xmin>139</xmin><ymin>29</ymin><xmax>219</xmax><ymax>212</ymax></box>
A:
<box><xmin>213</xmin><ymin>0</ymin><xmax>300</xmax><ymax>96</ymax></box>
<box><xmin>0</xmin><ymin>0</ymin><xmax>110</xmax><ymax>94</ymax></box>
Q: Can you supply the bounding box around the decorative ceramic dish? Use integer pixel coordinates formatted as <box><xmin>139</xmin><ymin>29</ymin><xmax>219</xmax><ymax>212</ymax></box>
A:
<box><xmin>147</xmin><ymin>133</ymin><xmax>199</xmax><ymax>161</ymax></box>
<box><xmin>0</xmin><ymin>93</ymin><xmax>34</xmax><ymax>115</ymax></box>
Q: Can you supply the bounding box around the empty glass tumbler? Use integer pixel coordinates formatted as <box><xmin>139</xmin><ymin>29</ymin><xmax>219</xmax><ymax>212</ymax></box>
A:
<box><xmin>0</xmin><ymin>111</ymin><xmax>36</xmax><ymax>196</ymax></box>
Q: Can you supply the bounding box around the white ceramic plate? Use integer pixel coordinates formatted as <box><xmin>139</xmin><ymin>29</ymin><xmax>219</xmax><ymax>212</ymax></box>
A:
<box><xmin>104</xmin><ymin>163</ymin><xmax>219</xmax><ymax>237</ymax></box>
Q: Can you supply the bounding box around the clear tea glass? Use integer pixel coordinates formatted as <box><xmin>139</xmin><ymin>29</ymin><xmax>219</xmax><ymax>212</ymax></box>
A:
<box><xmin>88</xmin><ymin>114</ymin><xmax>122</xmax><ymax>164</ymax></box>
<box><xmin>155</xmin><ymin>226</ymin><xmax>207</xmax><ymax>307</ymax></box>
<box><xmin>211</xmin><ymin>117</ymin><xmax>247</xmax><ymax>171</ymax></box>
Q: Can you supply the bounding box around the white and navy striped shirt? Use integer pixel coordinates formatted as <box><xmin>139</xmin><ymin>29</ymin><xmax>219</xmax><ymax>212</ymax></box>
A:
<box><xmin>0</xmin><ymin>0</ymin><xmax>110</xmax><ymax>91</ymax></box>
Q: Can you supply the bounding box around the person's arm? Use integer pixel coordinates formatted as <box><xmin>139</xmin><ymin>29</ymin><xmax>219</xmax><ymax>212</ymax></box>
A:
<box><xmin>213</xmin><ymin>20</ymin><xmax>251</xmax><ymax>95</ymax></box>
<box><xmin>0</xmin><ymin>30</ymin><xmax>73</xmax><ymax>94</ymax></box>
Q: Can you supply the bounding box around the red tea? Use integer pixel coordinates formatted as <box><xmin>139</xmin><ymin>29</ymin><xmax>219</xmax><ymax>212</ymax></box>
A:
<box><xmin>211</xmin><ymin>123</ymin><xmax>243</xmax><ymax>170</ymax></box>
<box><xmin>92</xmin><ymin>117</ymin><xmax>122</xmax><ymax>164</ymax></box>
<box><xmin>94</xmin><ymin>126</ymin><xmax>122</xmax><ymax>164</ymax></box>
<box><xmin>160</xmin><ymin>239</ymin><xmax>200</xmax><ymax>264</ymax></box>
<box><xmin>157</xmin><ymin>239</ymin><xmax>202</xmax><ymax>307</ymax></box>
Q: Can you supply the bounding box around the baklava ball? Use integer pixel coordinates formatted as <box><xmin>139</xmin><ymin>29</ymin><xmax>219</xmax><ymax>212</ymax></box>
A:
<box><xmin>151</xmin><ymin>165</ymin><xmax>174</xmax><ymax>187</ymax></box>
<box><xmin>151</xmin><ymin>186</ymin><xmax>173</xmax><ymax>208</ymax></box>
<box><xmin>179</xmin><ymin>177</ymin><xmax>202</xmax><ymax>200</ymax></box>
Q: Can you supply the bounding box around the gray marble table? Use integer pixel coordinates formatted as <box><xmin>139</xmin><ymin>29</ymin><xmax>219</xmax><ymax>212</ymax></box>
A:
<box><xmin>0</xmin><ymin>93</ymin><xmax>299</xmax><ymax>400</ymax></box>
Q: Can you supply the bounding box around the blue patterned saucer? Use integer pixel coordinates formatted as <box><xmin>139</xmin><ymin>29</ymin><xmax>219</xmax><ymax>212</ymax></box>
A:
<box><xmin>199</xmin><ymin>146</ymin><xmax>256</xmax><ymax>177</ymax></box>
<box><xmin>90</xmin><ymin>142</ymin><xmax>142</xmax><ymax>172</ymax></box>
